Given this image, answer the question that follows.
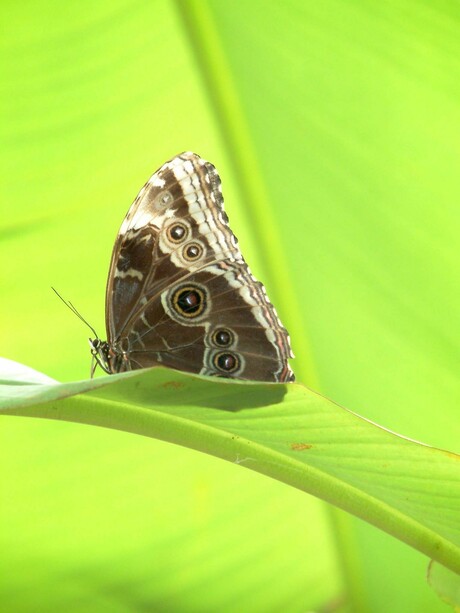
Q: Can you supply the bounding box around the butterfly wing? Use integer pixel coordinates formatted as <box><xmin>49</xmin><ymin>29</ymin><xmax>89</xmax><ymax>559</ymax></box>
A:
<box><xmin>105</xmin><ymin>152</ymin><xmax>294</xmax><ymax>382</ymax></box>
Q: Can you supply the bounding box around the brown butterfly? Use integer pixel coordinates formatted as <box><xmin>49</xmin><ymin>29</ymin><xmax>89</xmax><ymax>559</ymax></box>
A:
<box><xmin>89</xmin><ymin>152</ymin><xmax>294</xmax><ymax>382</ymax></box>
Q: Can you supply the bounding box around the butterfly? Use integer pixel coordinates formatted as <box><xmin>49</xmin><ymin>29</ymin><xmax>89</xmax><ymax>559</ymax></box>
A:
<box><xmin>89</xmin><ymin>152</ymin><xmax>294</xmax><ymax>382</ymax></box>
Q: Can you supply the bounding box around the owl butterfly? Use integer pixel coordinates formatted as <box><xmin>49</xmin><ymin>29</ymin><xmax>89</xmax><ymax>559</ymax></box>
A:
<box><xmin>90</xmin><ymin>152</ymin><xmax>294</xmax><ymax>382</ymax></box>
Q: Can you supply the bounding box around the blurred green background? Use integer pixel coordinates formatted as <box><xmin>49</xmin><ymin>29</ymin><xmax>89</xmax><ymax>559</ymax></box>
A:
<box><xmin>1</xmin><ymin>1</ymin><xmax>459</xmax><ymax>611</ymax></box>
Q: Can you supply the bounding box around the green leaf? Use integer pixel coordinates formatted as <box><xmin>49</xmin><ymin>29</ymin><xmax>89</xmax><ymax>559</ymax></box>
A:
<box><xmin>3</xmin><ymin>0</ymin><xmax>460</xmax><ymax>609</ymax></box>
<box><xmin>428</xmin><ymin>562</ymin><xmax>460</xmax><ymax>608</ymax></box>
<box><xmin>3</xmin><ymin>359</ymin><xmax>460</xmax><ymax>577</ymax></box>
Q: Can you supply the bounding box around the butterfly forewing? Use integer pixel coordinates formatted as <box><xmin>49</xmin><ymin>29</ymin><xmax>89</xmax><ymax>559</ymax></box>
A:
<box><xmin>102</xmin><ymin>152</ymin><xmax>294</xmax><ymax>382</ymax></box>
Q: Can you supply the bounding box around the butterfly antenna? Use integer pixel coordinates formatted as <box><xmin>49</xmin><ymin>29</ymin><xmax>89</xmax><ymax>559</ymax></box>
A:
<box><xmin>52</xmin><ymin>287</ymin><xmax>99</xmax><ymax>339</ymax></box>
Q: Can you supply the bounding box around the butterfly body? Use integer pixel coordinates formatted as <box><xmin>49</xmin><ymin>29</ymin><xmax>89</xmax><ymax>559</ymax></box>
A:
<box><xmin>91</xmin><ymin>152</ymin><xmax>294</xmax><ymax>382</ymax></box>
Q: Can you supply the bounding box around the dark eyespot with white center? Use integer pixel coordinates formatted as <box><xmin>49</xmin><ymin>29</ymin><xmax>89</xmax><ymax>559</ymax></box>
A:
<box><xmin>172</xmin><ymin>285</ymin><xmax>207</xmax><ymax>318</ymax></box>
<box><xmin>183</xmin><ymin>242</ymin><xmax>204</xmax><ymax>261</ymax></box>
<box><xmin>213</xmin><ymin>351</ymin><xmax>240</xmax><ymax>373</ymax></box>
<box><xmin>212</xmin><ymin>328</ymin><xmax>233</xmax><ymax>347</ymax></box>
<box><xmin>167</xmin><ymin>223</ymin><xmax>187</xmax><ymax>243</ymax></box>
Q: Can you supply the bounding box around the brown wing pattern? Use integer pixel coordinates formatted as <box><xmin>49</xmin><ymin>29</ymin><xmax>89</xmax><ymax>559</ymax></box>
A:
<box><xmin>103</xmin><ymin>152</ymin><xmax>294</xmax><ymax>382</ymax></box>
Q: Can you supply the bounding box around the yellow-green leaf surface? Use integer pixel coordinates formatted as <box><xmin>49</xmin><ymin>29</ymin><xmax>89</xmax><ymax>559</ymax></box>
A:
<box><xmin>2</xmin><ymin>360</ymin><xmax>460</xmax><ymax>578</ymax></box>
<box><xmin>2</xmin><ymin>1</ymin><xmax>460</xmax><ymax>611</ymax></box>
<box><xmin>428</xmin><ymin>563</ymin><xmax>460</xmax><ymax>609</ymax></box>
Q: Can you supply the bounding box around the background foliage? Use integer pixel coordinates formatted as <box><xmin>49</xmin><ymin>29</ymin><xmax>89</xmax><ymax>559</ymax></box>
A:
<box><xmin>1</xmin><ymin>1</ymin><xmax>459</xmax><ymax>611</ymax></box>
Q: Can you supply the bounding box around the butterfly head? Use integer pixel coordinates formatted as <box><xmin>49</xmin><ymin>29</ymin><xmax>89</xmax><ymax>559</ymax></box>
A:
<box><xmin>89</xmin><ymin>338</ymin><xmax>112</xmax><ymax>375</ymax></box>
